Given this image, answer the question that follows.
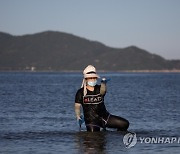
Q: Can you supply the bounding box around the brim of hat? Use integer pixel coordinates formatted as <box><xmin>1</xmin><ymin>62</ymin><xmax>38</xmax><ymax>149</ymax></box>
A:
<box><xmin>84</xmin><ymin>74</ymin><xmax>100</xmax><ymax>78</ymax></box>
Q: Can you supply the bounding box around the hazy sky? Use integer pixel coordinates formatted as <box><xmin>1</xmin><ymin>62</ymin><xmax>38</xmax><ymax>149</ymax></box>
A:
<box><xmin>0</xmin><ymin>0</ymin><xmax>180</xmax><ymax>59</ymax></box>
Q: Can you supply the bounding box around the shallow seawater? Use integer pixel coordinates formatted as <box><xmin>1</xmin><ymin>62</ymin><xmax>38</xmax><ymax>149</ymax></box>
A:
<box><xmin>0</xmin><ymin>72</ymin><xmax>180</xmax><ymax>154</ymax></box>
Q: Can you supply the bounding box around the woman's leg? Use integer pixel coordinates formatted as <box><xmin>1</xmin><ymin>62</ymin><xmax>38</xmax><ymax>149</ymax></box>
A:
<box><xmin>106</xmin><ymin>114</ymin><xmax>129</xmax><ymax>131</ymax></box>
<box><xmin>86</xmin><ymin>124</ymin><xmax>101</xmax><ymax>132</ymax></box>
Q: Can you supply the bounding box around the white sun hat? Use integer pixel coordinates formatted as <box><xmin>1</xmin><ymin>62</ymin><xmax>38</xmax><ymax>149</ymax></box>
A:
<box><xmin>83</xmin><ymin>65</ymin><xmax>100</xmax><ymax>79</ymax></box>
<box><xmin>81</xmin><ymin>65</ymin><xmax>100</xmax><ymax>96</ymax></box>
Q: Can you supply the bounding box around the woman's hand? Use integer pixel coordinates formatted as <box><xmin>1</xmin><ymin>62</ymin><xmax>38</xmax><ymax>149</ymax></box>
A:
<box><xmin>101</xmin><ymin>78</ymin><xmax>110</xmax><ymax>84</ymax></box>
<box><xmin>77</xmin><ymin>115</ymin><xmax>84</xmax><ymax>127</ymax></box>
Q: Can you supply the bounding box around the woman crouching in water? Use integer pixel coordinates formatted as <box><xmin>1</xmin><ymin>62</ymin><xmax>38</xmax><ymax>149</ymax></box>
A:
<box><xmin>74</xmin><ymin>65</ymin><xmax>129</xmax><ymax>132</ymax></box>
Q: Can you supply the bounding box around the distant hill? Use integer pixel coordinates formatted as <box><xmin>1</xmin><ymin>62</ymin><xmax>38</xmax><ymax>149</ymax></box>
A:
<box><xmin>0</xmin><ymin>31</ymin><xmax>180</xmax><ymax>71</ymax></box>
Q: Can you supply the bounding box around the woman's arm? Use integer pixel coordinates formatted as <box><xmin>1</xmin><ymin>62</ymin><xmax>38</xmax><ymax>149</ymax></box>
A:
<box><xmin>100</xmin><ymin>78</ymin><xmax>107</xmax><ymax>95</ymax></box>
<box><xmin>74</xmin><ymin>103</ymin><xmax>81</xmax><ymax>120</ymax></box>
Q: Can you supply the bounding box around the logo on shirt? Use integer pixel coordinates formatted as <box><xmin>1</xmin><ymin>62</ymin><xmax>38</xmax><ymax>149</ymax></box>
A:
<box><xmin>83</xmin><ymin>94</ymin><xmax>103</xmax><ymax>104</ymax></box>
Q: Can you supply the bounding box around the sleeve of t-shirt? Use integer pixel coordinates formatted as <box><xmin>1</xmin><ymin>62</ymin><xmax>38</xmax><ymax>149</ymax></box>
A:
<box><xmin>75</xmin><ymin>88</ymin><xmax>83</xmax><ymax>104</ymax></box>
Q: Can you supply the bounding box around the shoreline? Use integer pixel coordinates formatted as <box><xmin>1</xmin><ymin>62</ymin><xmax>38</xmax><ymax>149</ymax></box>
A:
<box><xmin>0</xmin><ymin>69</ymin><xmax>180</xmax><ymax>73</ymax></box>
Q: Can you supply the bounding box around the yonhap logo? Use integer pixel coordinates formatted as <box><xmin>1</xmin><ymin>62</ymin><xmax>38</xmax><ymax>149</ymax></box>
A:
<box><xmin>123</xmin><ymin>132</ymin><xmax>180</xmax><ymax>148</ymax></box>
<box><xmin>123</xmin><ymin>132</ymin><xmax>137</xmax><ymax>148</ymax></box>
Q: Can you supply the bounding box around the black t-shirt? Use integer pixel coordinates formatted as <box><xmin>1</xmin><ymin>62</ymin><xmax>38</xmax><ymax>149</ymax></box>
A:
<box><xmin>75</xmin><ymin>85</ymin><xmax>109</xmax><ymax>125</ymax></box>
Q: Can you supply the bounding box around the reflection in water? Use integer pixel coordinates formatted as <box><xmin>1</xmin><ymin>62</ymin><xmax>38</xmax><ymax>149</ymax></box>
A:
<box><xmin>75</xmin><ymin>131</ymin><xmax>107</xmax><ymax>154</ymax></box>
<box><xmin>74</xmin><ymin>130</ymin><xmax>130</xmax><ymax>153</ymax></box>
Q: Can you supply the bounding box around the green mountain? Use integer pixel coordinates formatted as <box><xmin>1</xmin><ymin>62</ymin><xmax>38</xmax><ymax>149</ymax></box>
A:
<box><xmin>0</xmin><ymin>31</ymin><xmax>179</xmax><ymax>71</ymax></box>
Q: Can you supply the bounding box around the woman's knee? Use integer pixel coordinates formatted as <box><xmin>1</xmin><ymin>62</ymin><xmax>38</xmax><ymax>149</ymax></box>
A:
<box><xmin>117</xmin><ymin>117</ymin><xmax>129</xmax><ymax>130</ymax></box>
<box><xmin>107</xmin><ymin>115</ymin><xmax>129</xmax><ymax>131</ymax></box>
